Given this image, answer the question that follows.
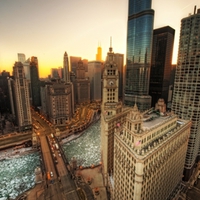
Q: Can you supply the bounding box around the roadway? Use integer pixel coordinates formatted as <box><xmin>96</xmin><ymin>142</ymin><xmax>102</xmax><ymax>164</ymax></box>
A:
<box><xmin>32</xmin><ymin>110</ymin><xmax>80</xmax><ymax>200</ymax></box>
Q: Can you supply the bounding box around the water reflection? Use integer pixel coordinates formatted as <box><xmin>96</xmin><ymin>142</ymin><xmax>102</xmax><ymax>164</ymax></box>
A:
<box><xmin>62</xmin><ymin>120</ymin><xmax>101</xmax><ymax>167</ymax></box>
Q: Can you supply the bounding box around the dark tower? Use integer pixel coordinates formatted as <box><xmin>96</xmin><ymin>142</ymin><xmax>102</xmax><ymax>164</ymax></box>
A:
<box><xmin>30</xmin><ymin>56</ymin><xmax>41</xmax><ymax>108</ymax></box>
<box><xmin>149</xmin><ymin>26</ymin><xmax>175</xmax><ymax>108</ymax></box>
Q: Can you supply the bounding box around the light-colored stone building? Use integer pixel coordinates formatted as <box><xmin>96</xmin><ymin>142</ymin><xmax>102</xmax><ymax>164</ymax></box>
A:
<box><xmin>101</xmin><ymin>44</ymin><xmax>130</xmax><ymax>186</ymax></box>
<box><xmin>113</xmin><ymin>104</ymin><xmax>191</xmax><ymax>200</ymax></box>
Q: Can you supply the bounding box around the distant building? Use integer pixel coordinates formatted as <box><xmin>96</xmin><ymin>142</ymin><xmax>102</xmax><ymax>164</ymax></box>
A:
<box><xmin>114</xmin><ymin>53</ymin><xmax>124</xmax><ymax>101</ymax></box>
<box><xmin>87</xmin><ymin>61</ymin><xmax>102</xmax><ymax>102</ymax></box>
<box><xmin>18</xmin><ymin>53</ymin><xmax>26</xmax><ymax>63</ymax></box>
<box><xmin>172</xmin><ymin>7</ymin><xmax>200</xmax><ymax>181</ymax></box>
<box><xmin>70</xmin><ymin>56</ymin><xmax>81</xmax><ymax>75</ymax></box>
<box><xmin>124</xmin><ymin>0</ymin><xmax>154</xmax><ymax>110</ymax></box>
<box><xmin>149</xmin><ymin>26</ymin><xmax>175</xmax><ymax>108</ymax></box>
<box><xmin>30</xmin><ymin>56</ymin><xmax>41</xmax><ymax>108</ymax></box>
<box><xmin>8</xmin><ymin>62</ymin><xmax>32</xmax><ymax>131</ymax></box>
<box><xmin>63</xmin><ymin>52</ymin><xmax>70</xmax><ymax>82</ymax></box>
<box><xmin>114</xmin><ymin>103</ymin><xmax>191</xmax><ymax>200</ymax></box>
<box><xmin>82</xmin><ymin>59</ymin><xmax>88</xmax><ymax>72</ymax></box>
<box><xmin>1</xmin><ymin>70</ymin><xmax>10</xmax><ymax>77</ymax></box>
<box><xmin>96</xmin><ymin>44</ymin><xmax>102</xmax><ymax>61</ymax></box>
<box><xmin>51</xmin><ymin>68</ymin><xmax>59</xmax><ymax>79</ymax></box>
<box><xmin>57</xmin><ymin>67</ymin><xmax>63</xmax><ymax>80</ymax></box>
<box><xmin>0</xmin><ymin>71</ymin><xmax>11</xmax><ymax>113</ymax></box>
<box><xmin>74</xmin><ymin>60</ymin><xmax>90</xmax><ymax>104</ymax></box>
<box><xmin>42</xmin><ymin>79</ymin><xmax>74</xmax><ymax>126</ymax></box>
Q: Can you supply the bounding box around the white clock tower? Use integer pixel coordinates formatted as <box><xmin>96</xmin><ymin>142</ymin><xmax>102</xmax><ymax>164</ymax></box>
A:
<box><xmin>101</xmin><ymin>40</ymin><xmax>125</xmax><ymax>185</ymax></box>
<box><xmin>102</xmin><ymin>43</ymin><xmax>122</xmax><ymax>117</ymax></box>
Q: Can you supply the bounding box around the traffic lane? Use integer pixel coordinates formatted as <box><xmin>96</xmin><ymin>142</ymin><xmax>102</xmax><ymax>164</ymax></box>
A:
<box><xmin>40</xmin><ymin>136</ymin><xmax>57</xmax><ymax>180</ymax></box>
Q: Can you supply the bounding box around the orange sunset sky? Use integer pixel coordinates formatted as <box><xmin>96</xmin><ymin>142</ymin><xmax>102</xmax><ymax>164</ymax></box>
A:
<box><xmin>0</xmin><ymin>0</ymin><xmax>199</xmax><ymax>78</ymax></box>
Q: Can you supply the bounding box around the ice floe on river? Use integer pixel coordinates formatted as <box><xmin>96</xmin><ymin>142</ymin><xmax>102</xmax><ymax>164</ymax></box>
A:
<box><xmin>62</xmin><ymin>120</ymin><xmax>101</xmax><ymax>167</ymax></box>
<box><xmin>0</xmin><ymin>152</ymin><xmax>40</xmax><ymax>199</ymax></box>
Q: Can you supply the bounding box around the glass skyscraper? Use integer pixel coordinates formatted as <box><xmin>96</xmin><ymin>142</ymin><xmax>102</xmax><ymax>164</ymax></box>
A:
<box><xmin>124</xmin><ymin>0</ymin><xmax>154</xmax><ymax>111</ymax></box>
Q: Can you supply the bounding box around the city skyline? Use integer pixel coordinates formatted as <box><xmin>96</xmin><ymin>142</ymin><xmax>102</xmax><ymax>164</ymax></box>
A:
<box><xmin>0</xmin><ymin>0</ymin><xmax>199</xmax><ymax>78</ymax></box>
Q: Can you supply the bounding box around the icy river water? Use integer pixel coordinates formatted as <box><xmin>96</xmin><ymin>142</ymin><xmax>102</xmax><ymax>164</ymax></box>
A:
<box><xmin>62</xmin><ymin>119</ymin><xmax>101</xmax><ymax>167</ymax></box>
<box><xmin>0</xmin><ymin>152</ymin><xmax>40</xmax><ymax>200</ymax></box>
<box><xmin>0</xmin><ymin>120</ymin><xmax>101</xmax><ymax>199</ymax></box>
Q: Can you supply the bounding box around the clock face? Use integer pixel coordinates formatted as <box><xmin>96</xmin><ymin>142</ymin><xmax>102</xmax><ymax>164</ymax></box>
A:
<box><xmin>107</xmin><ymin>79</ymin><xmax>115</xmax><ymax>86</ymax></box>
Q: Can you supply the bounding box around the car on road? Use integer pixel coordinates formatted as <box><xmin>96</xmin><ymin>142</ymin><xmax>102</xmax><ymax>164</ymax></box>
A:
<box><xmin>50</xmin><ymin>172</ymin><xmax>53</xmax><ymax>177</ymax></box>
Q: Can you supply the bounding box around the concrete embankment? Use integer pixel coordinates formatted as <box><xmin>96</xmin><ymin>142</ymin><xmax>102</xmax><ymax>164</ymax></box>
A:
<box><xmin>0</xmin><ymin>132</ymin><xmax>32</xmax><ymax>150</ymax></box>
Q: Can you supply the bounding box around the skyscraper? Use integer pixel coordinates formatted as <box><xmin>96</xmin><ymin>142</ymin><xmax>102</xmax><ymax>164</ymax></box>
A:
<box><xmin>70</xmin><ymin>56</ymin><xmax>81</xmax><ymax>75</ymax></box>
<box><xmin>51</xmin><ymin>68</ymin><xmax>59</xmax><ymax>79</ymax></box>
<box><xmin>172</xmin><ymin>7</ymin><xmax>200</xmax><ymax>181</ymax></box>
<box><xmin>30</xmin><ymin>56</ymin><xmax>41</xmax><ymax>108</ymax></box>
<box><xmin>149</xmin><ymin>26</ymin><xmax>175</xmax><ymax>108</ymax></box>
<box><xmin>17</xmin><ymin>53</ymin><xmax>26</xmax><ymax>63</ymax></box>
<box><xmin>63</xmin><ymin>52</ymin><xmax>70</xmax><ymax>82</ymax></box>
<box><xmin>74</xmin><ymin>60</ymin><xmax>90</xmax><ymax>104</ymax></box>
<box><xmin>8</xmin><ymin>62</ymin><xmax>32</xmax><ymax>131</ymax></box>
<box><xmin>124</xmin><ymin>0</ymin><xmax>154</xmax><ymax>111</ymax></box>
<box><xmin>114</xmin><ymin>53</ymin><xmax>124</xmax><ymax>101</ymax></box>
<box><xmin>88</xmin><ymin>61</ymin><xmax>102</xmax><ymax>102</ymax></box>
<box><xmin>96</xmin><ymin>44</ymin><xmax>102</xmax><ymax>61</ymax></box>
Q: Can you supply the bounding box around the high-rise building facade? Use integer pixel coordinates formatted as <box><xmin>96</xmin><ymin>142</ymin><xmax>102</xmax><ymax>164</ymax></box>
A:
<box><xmin>114</xmin><ymin>53</ymin><xmax>124</xmax><ymax>101</ymax></box>
<box><xmin>96</xmin><ymin>44</ymin><xmax>102</xmax><ymax>61</ymax></box>
<box><xmin>51</xmin><ymin>68</ymin><xmax>59</xmax><ymax>79</ymax></box>
<box><xmin>124</xmin><ymin>0</ymin><xmax>154</xmax><ymax>111</ymax></box>
<box><xmin>172</xmin><ymin>8</ymin><xmax>200</xmax><ymax>181</ymax></box>
<box><xmin>70</xmin><ymin>56</ymin><xmax>81</xmax><ymax>75</ymax></box>
<box><xmin>0</xmin><ymin>71</ymin><xmax>11</xmax><ymax>114</ymax></box>
<box><xmin>74</xmin><ymin>60</ymin><xmax>90</xmax><ymax>104</ymax></box>
<box><xmin>30</xmin><ymin>56</ymin><xmax>41</xmax><ymax>108</ymax></box>
<box><xmin>18</xmin><ymin>53</ymin><xmax>26</xmax><ymax>63</ymax></box>
<box><xmin>114</xmin><ymin>104</ymin><xmax>191</xmax><ymax>200</ymax></box>
<box><xmin>8</xmin><ymin>62</ymin><xmax>32</xmax><ymax>131</ymax></box>
<box><xmin>88</xmin><ymin>61</ymin><xmax>102</xmax><ymax>102</ymax></box>
<box><xmin>63</xmin><ymin>52</ymin><xmax>70</xmax><ymax>82</ymax></box>
<box><xmin>149</xmin><ymin>26</ymin><xmax>175</xmax><ymax>108</ymax></box>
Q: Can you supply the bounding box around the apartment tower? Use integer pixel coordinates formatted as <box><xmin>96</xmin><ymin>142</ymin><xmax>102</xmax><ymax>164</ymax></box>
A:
<box><xmin>124</xmin><ymin>0</ymin><xmax>154</xmax><ymax>111</ymax></box>
<box><xmin>172</xmin><ymin>7</ymin><xmax>200</xmax><ymax>181</ymax></box>
<box><xmin>8</xmin><ymin>62</ymin><xmax>32</xmax><ymax>131</ymax></box>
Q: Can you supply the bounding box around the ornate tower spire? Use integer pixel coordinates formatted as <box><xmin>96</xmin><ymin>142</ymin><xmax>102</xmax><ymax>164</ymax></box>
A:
<box><xmin>109</xmin><ymin>36</ymin><xmax>113</xmax><ymax>53</ymax></box>
<box><xmin>63</xmin><ymin>51</ymin><xmax>70</xmax><ymax>82</ymax></box>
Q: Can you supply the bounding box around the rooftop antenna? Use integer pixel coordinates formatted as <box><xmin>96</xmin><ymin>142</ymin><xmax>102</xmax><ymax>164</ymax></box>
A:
<box><xmin>109</xmin><ymin>36</ymin><xmax>113</xmax><ymax>52</ymax></box>
<box><xmin>194</xmin><ymin>5</ymin><xmax>197</xmax><ymax>14</ymax></box>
